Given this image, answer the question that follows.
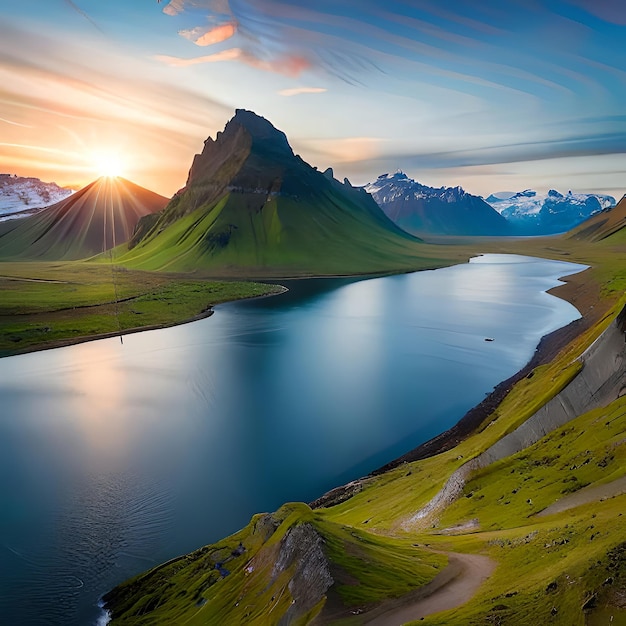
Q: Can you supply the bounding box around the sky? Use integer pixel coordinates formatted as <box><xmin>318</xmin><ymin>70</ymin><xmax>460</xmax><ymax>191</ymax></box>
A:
<box><xmin>1</xmin><ymin>0</ymin><xmax>625</xmax><ymax>199</ymax></box>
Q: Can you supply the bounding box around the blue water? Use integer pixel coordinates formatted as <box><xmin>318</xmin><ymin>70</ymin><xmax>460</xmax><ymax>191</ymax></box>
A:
<box><xmin>0</xmin><ymin>254</ymin><xmax>585</xmax><ymax>625</ymax></box>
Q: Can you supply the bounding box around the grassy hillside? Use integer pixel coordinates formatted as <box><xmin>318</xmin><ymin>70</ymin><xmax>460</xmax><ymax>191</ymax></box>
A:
<box><xmin>103</xmin><ymin>224</ymin><xmax>626</xmax><ymax>625</ymax></box>
<box><xmin>114</xmin><ymin>190</ymin><xmax>457</xmax><ymax>276</ymax></box>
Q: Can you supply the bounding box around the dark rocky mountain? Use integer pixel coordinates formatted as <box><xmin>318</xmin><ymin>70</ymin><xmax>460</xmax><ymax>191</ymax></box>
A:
<box><xmin>120</xmin><ymin>110</ymin><xmax>437</xmax><ymax>276</ymax></box>
<box><xmin>364</xmin><ymin>172</ymin><xmax>511</xmax><ymax>236</ymax></box>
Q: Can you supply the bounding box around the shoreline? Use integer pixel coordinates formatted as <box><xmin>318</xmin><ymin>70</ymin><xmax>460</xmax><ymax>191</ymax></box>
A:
<box><xmin>0</xmin><ymin>260</ymin><xmax>460</xmax><ymax>360</ymax></box>
<box><xmin>0</xmin><ymin>285</ymin><xmax>289</xmax><ymax>359</ymax></box>
<box><xmin>311</xmin><ymin>265</ymin><xmax>608</xmax><ymax>507</ymax></box>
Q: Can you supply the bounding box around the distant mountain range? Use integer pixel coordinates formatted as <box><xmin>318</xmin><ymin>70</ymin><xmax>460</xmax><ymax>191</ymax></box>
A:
<box><xmin>0</xmin><ymin>177</ymin><xmax>167</xmax><ymax>260</ymax></box>
<box><xmin>0</xmin><ymin>174</ymin><xmax>74</xmax><ymax>220</ymax></box>
<box><xmin>118</xmin><ymin>110</ymin><xmax>432</xmax><ymax>276</ymax></box>
<box><xmin>364</xmin><ymin>173</ymin><xmax>511</xmax><ymax>236</ymax></box>
<box><xmin>485</xmin><ymin>189</ymin><xmax>616</xmax><ymax>235</ymax></box>
<box><xmin>363</xmin><ymin>174</ymin><xmax>617</xmax><ymax>237</ymax></box>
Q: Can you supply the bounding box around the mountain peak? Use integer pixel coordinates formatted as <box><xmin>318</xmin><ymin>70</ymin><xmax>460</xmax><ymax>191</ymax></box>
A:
<box><xmin>365</xmin><ymin>173</ymin><xmax>510</xmax><ymax>236</ymax></box>
<box><xmin>228</xmin><ymin>109</ymin><xmax>292</xmax><ymax>153</ymax></box>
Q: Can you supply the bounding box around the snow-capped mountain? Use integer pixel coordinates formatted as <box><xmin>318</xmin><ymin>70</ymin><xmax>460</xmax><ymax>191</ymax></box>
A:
<box><xmin>364</xmin><ymin>172</ymin><xmax>511</xmax><ymax>236</ymax></box>
<box><xmin>0</xmin><ymin>174</ymin><xmax>74</xmax><ymax>220</ymax></box>
<box><xmin>485</xmin><ymin>189</ymin><xmax>616</xmax><ymax>235</ymax></box>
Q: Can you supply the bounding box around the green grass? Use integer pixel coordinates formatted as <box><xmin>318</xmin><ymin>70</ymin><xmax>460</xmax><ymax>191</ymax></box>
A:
<box><xmin>113</xmin><ymin>191</ymin><xmax>466</xmax><ymax>276</ymax></box>
<box><xmin>0</xmin><ymin>261</ymin><xmax>283</xmax><ymax>356</ymax></box>
<box><xmin>104</xmin><ymin>503</ymin><xmax>446</xmax><ymax>625</ymax></box>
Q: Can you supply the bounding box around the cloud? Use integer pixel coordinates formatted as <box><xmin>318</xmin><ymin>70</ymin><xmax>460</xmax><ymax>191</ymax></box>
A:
<box><xmin>297</xmin><ymin>137</ymin><xmax>382</xmax><ymax>163</ymax></box>
<box><xmin>0</xmin><ymin>21</ymin><xmax>232</xmax><ymax>194</ymax></box>
<box><xmin>179</xmin><ymin>21</ymin><xmax>237</xmax><ymax>46</ymax></box>
<box><xmin>162</xmin><ymin>0</ymin><xmax>231</xmax><ymax>17</ymax></box>
<box><xmin>369</xmin><ymin>132</ymin><xmax>626</xmax><ymax>172</ymax></box>
<box><xmin>0</xmin><ymin>116</ymin><xmax>33</xmax><ymax>128</ymax></box>
<box><xmin>568</xmin><ymin>0</ymin><xmax>626</xmax><ymax>24</ymax></box>
<box><xmin>278</xmin><ymin>87</ymin><xmax>326</xmax><ymax>97</ymax></box>
<box><xmin>63</xmin><ymin>0</ymin><xmax>103</xmax><ymax>33</ymax></box>
<box><xmin>155</xmin><ymin>48</ymin><xmax>310</xmax><ymax>76</ymax></box>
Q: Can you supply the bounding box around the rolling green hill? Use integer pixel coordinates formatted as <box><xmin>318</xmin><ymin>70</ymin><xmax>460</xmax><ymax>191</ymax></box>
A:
<box><xmin>114</xmin><ymin>110</ymin><xmax>447</xmax><ymax>276</ymax></box>
<box><xmin>0</xmin><ymin>177</ymin><xmax>167</xmax><ymax>261</ymax></box>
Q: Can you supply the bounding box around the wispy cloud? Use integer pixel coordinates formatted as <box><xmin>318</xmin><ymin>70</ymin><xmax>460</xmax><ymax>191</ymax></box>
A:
<box><xmin>155</xmin><ymin>48</ymin><xmax>310</xmax><ymax>75</ymax></box>
<box><xmin>568</xmin><ymin>0</ymin><xmax>626</xmax><ymax>24</ymax></box>
<box><xmin>63</xmin><ymin>0</ymin><xmax>103</xmax><ymax>33</ymax></box>
<box><xmin>296</xmin><ymin>137</ymin><xmax>382</xmax><ymax>164</ymax></box>
<box><xmin>278</xmin><ymin>87</ymin><xmax>326</xmax><ymax>96</ymax></box>
<box><xmin>369</xmin><ymin>132</ymin><xmax>626</xmax><ymax>172</ymax></box>
<box><xmin>0</xmin><ymin>116</ymin><xmax>33</xmax><ymax>128</ymax></box>
<box><xmin>0</xmin><ymin>21</ymin><xmax>231</xmax><ymax>193</ymax></box>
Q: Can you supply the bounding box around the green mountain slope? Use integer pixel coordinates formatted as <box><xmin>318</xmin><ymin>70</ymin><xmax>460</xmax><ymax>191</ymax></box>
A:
<box><xmin>115</xmin><ymin>110</ymin><xmax>443</xmax><ymax>276</ymax></box>
<box><xmin>0</xmin><ymin>177</ymin><xmax>167</xmax><ymax>261</ymax></box>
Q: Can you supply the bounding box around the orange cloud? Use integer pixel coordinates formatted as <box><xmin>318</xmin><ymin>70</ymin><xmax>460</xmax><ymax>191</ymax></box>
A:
<box><xmin>179</xmin><ymin>21</ymin><xmax>237</xmax><ymax>46</ymax></box>
<box><xmin>155</xmin><ymin>48</ymin><xmax>311</xmax><ymax>76</ymax></box>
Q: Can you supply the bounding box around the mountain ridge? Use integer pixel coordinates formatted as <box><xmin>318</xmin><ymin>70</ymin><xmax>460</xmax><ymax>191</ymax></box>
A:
<box><xmin>364</xmin><ymin>172</ymin><xmax>512</xmax><ymax>236</ymax></box>
<box><xmin>119</xmin><ymin>111</ymin><xmax>449</xmax><ymax>276</ymax></box>
<box><xmin>486</xmin><ymin>188</ymin><xmax>616</xmax><ymax>235</ymax></box>
<box><xmin>0</xmin><ymin>173</ymin><xmax>74</xmax><ymax>219</ymax></box>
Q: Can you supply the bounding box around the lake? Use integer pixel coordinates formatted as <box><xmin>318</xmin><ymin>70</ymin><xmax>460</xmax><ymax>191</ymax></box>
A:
<box><xmin>0</xmin><ymin>254</ymin><xmax>585</xmax><ymax>625</ymax></box>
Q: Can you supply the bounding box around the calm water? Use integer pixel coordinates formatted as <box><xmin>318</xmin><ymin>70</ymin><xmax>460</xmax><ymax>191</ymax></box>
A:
<box><xmin>0</xmin><ymin>254</ymin><xmax>585</xmax><ymax>625</ymax></box>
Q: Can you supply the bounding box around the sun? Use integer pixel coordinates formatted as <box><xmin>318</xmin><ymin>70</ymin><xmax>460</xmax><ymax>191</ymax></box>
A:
<box><xmin>90</xmin><ymin>151</ymin><xmax>127</xmax><ymax>178</ymax></box>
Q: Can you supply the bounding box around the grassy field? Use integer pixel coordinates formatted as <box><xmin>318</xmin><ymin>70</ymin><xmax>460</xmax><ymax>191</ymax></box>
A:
<box><xmin>0</xmin><ymin>261</ymin><xmax>283</xmax><ymax>357</ymax></box>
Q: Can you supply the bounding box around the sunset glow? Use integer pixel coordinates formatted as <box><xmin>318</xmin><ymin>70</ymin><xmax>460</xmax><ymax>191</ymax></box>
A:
<box><xmin>1</xmin><ymin>1</ymin><xmax>624</xmax><ymax>198</ymax></box>
<box><xmin>91</xmin><ymin>151</ymin><xmax>126</xmax><ymax>179</ymax></box>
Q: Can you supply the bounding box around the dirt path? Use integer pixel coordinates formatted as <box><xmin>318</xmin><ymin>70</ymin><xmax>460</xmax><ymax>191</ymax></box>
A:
<box><xmin>538</xmin><ymin>475</ymin><xmax>626</xmax><ymax>517</ymax></box>
<box><xmin>361</xmin><ymin>552</ymin><xmax>495</xmax><ymax>626</ymax></box>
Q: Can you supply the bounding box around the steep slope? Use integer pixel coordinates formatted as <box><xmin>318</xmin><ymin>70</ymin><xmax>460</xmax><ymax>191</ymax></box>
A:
<box><xmin>487</xmin><ymin>188</ymin><xmax>616</xmax><ymax>235</ymax></box>
<box><xmin>0</xmin><ymin>174</ymin><xmax>74</xmax><ymax>219</ymax></box>
<box><xmin>364</xmin><ymin>173</ymin><xmax>511</xmax><ymax>236</ymax></box>
<box><xmin>0</xmin><ymin>177</ymin><xmax>167</xmax><ymax>261</ymax></box>
<box><xmin>117</xmin><ymin>111</ymin><xmax>434</xmax><ymax>276</ymax></box>
<box><xmin>567</xmin><ymin>194</ymin><xmax>626</xmax><ymax>242</ymax></box>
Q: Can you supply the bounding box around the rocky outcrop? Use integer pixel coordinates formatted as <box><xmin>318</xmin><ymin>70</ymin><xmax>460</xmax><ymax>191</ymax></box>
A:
<box><xmin>273</xmin><ymin>523</ymin><xmax>333</xmax><ymax>625</ymax></box>
<box><xmin>404</xmin><ymin>304</ymin><xmax>626</xmax><ymax>529</ymax></box>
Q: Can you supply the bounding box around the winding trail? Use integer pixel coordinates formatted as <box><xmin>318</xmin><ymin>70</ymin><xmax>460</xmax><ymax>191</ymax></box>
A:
<box><xmin>538</xmin><ymin>474</ymin><xmax>626</xmax><ymax>517</ymax></box>
<box><xmin>361</xmin><ymin>552</ymin><xmax>495</xmax><ymax>626</ymax></box>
